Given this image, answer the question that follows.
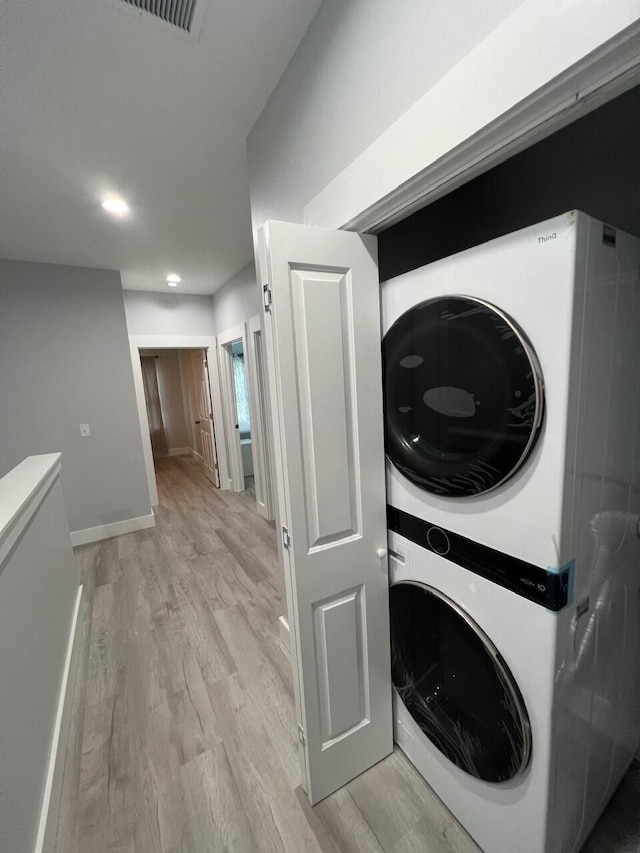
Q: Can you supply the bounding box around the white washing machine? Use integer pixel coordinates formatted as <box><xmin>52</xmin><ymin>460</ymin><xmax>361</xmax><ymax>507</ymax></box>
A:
<box><xmin>381</xmin><ymin>211</ymin><xmax>640</xmax><ymax>852</ymax></box>
<box><xmin>381</xmin><ymin>210</ymin><xmax>640</xmax><ymax>583</ymax></box>
<box><xmin>387</xmin><ymin>516</ymin><xmax>640</xmax><ymax>853</ymax></box>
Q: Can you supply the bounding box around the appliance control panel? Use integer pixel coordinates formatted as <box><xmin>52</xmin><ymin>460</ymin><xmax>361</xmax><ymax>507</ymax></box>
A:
<box><xmin>387</xmin><ymin>505</ymin><xmax>570</xmax><ymax>612</ymax></box>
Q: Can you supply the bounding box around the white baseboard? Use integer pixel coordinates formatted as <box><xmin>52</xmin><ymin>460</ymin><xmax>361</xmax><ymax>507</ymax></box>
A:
<box><xmin>278</xmin><ymin>615</ymin><xmax>290</xmax><ymax>652</ymax></box>
<box><xmin>35</xmin><ymin>584</ymin><xmax>83</xmax><ymax>853</ymax></box>
<box><xmin>167</xmin><ymin>447</ymin><xmax>191</xmax><ymax>457</ymax></box>
<box><xmin>70</xmin><ymin>512</ymin><xmax>155</xmax><ymax>547</ymax></box>
<box><xmin>192</xmin><ymin>450</ymin><xmax>203</xmax><ymax>462</ymax></box>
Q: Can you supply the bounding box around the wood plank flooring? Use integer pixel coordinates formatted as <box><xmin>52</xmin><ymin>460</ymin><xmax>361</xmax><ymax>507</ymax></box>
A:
<box><xmin>54</xmin><ymin>456</ymin><xmax>640</xmax><ymax>853</ymax></box>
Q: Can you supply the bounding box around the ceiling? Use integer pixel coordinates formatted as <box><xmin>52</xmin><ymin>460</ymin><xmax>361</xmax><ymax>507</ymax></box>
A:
<box><xmin>0</xmin><ymin>0</ymin><xmax>321</xmax><ymax>294</ymax></box>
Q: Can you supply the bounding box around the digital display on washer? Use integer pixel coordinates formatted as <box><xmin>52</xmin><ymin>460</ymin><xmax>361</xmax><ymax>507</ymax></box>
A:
<box><xmin>382</xmin><ymin>295</ymin><xmax>544</xmax><ymax>497</ymax></box>
<box><xmin>387</xmin><ymin>505</ymin><xmax>570</xmax><ymax>611</ymax></box>
<box><xmin>390</xmin><ymin>581</ymin><xmax>532</xmax><ymax>782</ymax></box>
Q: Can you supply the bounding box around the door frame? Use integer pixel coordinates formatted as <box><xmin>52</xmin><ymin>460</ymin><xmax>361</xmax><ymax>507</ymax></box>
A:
<box><xmin>129</xmin><ymin>334</ymin><xmax>229</xmax><ymax>507</ymax></box>
<box><xmin>305</xmin><ymin>12</ymin><xmax>640</xmax><ymax>233</ymax></box>
<box><xmin>216</xmin><ymin>323</ymin><xmax>248</xmax><ymax>492</ymax></box>
<box><xmin>246</xmin><ymin>316</ymin><xmax>275</xmax><ymax>520</ymax></box>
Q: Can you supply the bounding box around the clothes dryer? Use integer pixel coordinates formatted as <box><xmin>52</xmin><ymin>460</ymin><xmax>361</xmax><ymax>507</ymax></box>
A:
<box><xmin>381</xmin><ymin>211</ymin><xmax>640</xmax><ymax>583</ymax></box>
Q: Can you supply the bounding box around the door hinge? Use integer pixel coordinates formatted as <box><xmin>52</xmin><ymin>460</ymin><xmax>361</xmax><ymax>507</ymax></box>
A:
<box><xmin>282</xmin><ymin>526</ymin><xmax>291</xmax><ymax>550</ymax></box>
<box><xmin>297</xmin><ymin>723</ymin><xmax>306</xmax><ymax>745</ymax></box>
<box><xmin>263</xmin><ymin>283</ymin><xmax>272</xmax><ymax>313</ymax></box>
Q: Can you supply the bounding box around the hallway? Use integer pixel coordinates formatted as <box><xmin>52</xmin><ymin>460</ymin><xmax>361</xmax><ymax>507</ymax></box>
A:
<box><xmin>53</xmin><ymin>457</ymin><xmax>638</xmax><ymax>852</ymax></box>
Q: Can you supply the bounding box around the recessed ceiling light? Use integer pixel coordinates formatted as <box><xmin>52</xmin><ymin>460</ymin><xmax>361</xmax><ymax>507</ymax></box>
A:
<box><xmin>166</xmin><ymin>274</ymin><xmax>181</xmax><ymax>286</ymax></box>
<box><xmin>102</xmin><ymin>195</ymin><xmax>130</xmax><ymax>216</ymax></box>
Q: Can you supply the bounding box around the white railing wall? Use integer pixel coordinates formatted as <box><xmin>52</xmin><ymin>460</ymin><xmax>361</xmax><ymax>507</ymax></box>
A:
<box><xmin>0</xmin><ymin>454</ymin><xmax>80</xmax><ymax>853</ymax></box>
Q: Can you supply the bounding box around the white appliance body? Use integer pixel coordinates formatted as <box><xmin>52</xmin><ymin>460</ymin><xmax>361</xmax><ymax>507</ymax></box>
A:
<box><xmin>382</xmin><ymin>211</ymin><xmax>640</xmax><ymax>589</ymax></box>
<box><xmin>382</xmin><ymin>212</ymin><xmax>640</xmax><ymax>853</ymax></box>
<box><xmin>388</xmin><ymin>529</ymin><xmax>640</xmax><ymax>853</ymax></box>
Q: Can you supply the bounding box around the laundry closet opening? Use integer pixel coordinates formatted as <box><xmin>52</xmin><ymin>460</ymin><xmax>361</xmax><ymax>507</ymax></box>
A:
<box><xmin>377</xmin><ymin>83</ymin><xmax>640</xmax><ymax>282</ymax></box>
<box><xmin>375</xmin><ymin>80</ymin><xmax>640</xmax><ymax>853</ymax></box>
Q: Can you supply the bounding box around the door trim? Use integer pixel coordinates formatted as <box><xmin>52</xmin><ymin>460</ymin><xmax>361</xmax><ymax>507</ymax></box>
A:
<box><xmin>305</xmin><ymin>11</ymin><xmax>640</xmax><ymax>234</ymax></box>
<box><xmin>216</xmin><ymin>323</ymin><xmax>248</xmax><ymax>492</ymax></box>
<box><xmin>129</xmin><ymin>334</ymin><xmax>228</xmax><ymax>507</ymax></box>
<box><xmin>246</xmin><ymin>316</ymin><xmax>275</xmax><ymax>520</ymax></box>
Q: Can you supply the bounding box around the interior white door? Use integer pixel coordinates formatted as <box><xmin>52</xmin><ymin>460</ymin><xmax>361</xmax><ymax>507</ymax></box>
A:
<box><xmin>193</xmin><ymin>351</ymin><xmax>220</xmax><ymax>487</ymax></box>
<box><xmin>258</xmin><ymin>219</ymin><xmax>392</xmax><ymax>804</ymax></box>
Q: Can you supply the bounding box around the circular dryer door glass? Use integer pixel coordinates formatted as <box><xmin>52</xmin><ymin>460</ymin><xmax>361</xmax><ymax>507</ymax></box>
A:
<box><xmin>390</xmin><ymin>581</ymin><xmax>531</xmax><ymax>782</ymax></box>
<box><xmin>383</xmin><ymin>295</ymin><xmax>543</xmax><ymax>496</ymax></box>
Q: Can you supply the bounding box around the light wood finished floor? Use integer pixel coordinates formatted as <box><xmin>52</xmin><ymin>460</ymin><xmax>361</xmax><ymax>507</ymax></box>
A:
<box><xmin>54</xmin><ymin>456</ymin><xmax>640</xmax><ymax>853</ymax></box>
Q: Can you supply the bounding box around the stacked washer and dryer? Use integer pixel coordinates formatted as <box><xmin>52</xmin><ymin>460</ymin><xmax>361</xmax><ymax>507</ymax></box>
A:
<box><xmin>380</xmin><ymin>211</ymin><xmax>640</xmax><ymax>853</ymax></box>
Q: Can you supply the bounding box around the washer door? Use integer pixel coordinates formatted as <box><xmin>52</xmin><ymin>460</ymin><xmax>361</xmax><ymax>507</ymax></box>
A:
<box><xmin>383</xmin><ymin>295</ymin><xmax>544</xmax><ymax>496</ymax></box>
<box><xmin>390</xmin><ymin>581</ymin><xmax>531</xmax><ymax>783</ymax></box>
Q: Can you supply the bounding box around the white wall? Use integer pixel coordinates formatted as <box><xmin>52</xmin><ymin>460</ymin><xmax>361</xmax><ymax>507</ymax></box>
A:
<box><xmin>248</xmin><ymin>0</ymin><xmax>640</xmax><ymax>235</ymax></box>
<box><xmin>124</xmin><ymin>290</ymin><xmax>217</xmax><ymax>336</ymax></box>
<box><xmin>140</xmin><ymin>349</ymin><xmax>190</xmax><ymax>451</ymax></box>
<box><xmin>210</xmin><ymin>262</ymin><xmax>260</xmax><ymax>335</ymax></box>
<box><xmin>0</xmin><ymin>261</ymin><xmax>152</xmax><ymax>535</ymax></box>
<box><xmin>246</xmin><ymin>0</ymin><xmax>520</xmax><ymax>230</ymax></box>
<box><xmin>124</xmin><ymin>268</ymin><xmax>259</xmax><ymax>356</ymax></box>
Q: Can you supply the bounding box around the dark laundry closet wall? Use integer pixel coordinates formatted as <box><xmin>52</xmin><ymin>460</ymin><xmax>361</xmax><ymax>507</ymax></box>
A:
<box><xmin>378</xmin><ymin>84</ymin><xmax>640</xmax><ymax>281</ymax></box>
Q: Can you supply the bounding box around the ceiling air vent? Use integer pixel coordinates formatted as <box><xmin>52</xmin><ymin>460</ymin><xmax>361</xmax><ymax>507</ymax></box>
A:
<box><xmin>120</xmin><ymin>0</ymin><xmax>199</xmax><ymax>33</ymax></box>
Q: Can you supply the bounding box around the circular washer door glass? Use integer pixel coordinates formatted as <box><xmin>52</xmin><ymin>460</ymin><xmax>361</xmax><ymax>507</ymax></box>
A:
<box><xmin>383</xmin><ymin>295</ymin><xmax>544</xmax><ymax>496</ymax></box>
<box><xmin>390</xmin><ymin>581</ymin><xmax>531</xmax><ymax>782</ymax></box>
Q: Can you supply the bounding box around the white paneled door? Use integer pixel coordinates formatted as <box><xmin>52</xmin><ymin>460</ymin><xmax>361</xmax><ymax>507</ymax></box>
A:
<box><xmin>258</xmin><ymin>220</ymin><xmax>392</xmax><ymax>804</ymax></box>
<box><xmin>192</xmin><ymin>350</ymin><xmax>219</xmax><ymax>488</ymax></box>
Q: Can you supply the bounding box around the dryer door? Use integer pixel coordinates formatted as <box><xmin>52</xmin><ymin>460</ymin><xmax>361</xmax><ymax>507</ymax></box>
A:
<box><xmin>390</xmin><ymin>581</ymin><xmax>531</xmax><ymax>782</ymax></box>
<box><xmin>383</xmin><ymin>295</ymin><xmax>544</xmax><ymax>496</ymax></box>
